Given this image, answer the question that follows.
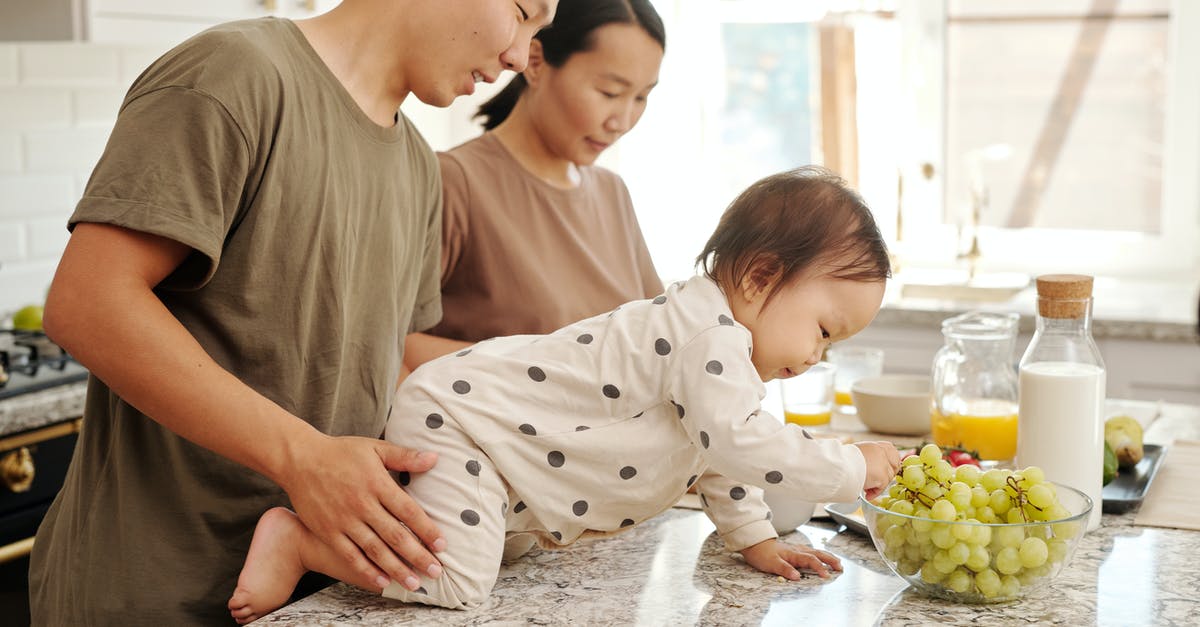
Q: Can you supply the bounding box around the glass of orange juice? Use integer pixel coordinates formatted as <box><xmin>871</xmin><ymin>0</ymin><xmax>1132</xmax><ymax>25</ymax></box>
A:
<box><xmin>826</xmin><ymin>346</ymin><xmax>884</xmax><ymax>411</ymax></box>
<box><xmin>781</xmin><ymin>362</ymin><xmax>836</xmax><ymax>428</ymax></box>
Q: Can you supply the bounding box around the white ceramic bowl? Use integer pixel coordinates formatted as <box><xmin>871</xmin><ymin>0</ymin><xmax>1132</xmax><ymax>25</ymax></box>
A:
<box><xmin>851</xmin><ymin>374</ymin><xmax>932</xmax><ymax>436</ymax></box>
<box><xmin>762</xmin><ymin>486</ymin><xmax>817</xmax><ymax>534</ymax></box>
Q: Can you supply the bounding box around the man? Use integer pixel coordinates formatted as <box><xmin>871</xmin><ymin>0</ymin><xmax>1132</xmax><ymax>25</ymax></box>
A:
<box><xmin>30</xmin><ymin>1</ymin><xmax>557</xmax><ymax>623</ymax></box>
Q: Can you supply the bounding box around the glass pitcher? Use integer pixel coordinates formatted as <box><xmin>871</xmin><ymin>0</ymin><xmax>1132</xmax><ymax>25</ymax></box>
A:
<box><xmin>930</xmin><ymin>311</ymin><xmax>1021</xmax><ymax>463</ymax></box>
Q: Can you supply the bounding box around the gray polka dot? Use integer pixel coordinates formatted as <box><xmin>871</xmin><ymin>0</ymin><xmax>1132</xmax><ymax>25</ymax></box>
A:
<box><xmin>765</xmin><ymin>471</ymin><xmax>783</xmax><ymax>484</ymax></box>
<box><xmin>575</xmin><ymin>425</ymin><xmax>589</xmax><ymax>431</ymax></box>
<box><xmin>602</xmin><ymin>384</ymin><xmax>620</xmax><ymax>399</ymax></box>
<box><xmin>619</xmin><ymin>466</ymin><xmax>637</xmax><ymax>480</ymax></box>
<box><xmin>700</xmin><ymin>431</ymin><xmax>710</xmax><ymax>448</ymax></box>
<box><xmin>465</xmin><ymin>460</ymin><xmax>481</xmax><ymax>476</ymax></box>
<box><xmin>396</xmin><ymin>471</ymin><xmax>410</xmax><ymax>486</ymax></box>
<box><xmin>620</xmin><ymin>518</ymin><xmax>635</xmax><ymax>528</ymax></box>
<box><xmin>456</xmin><ymin>349</ymin><xmax>471</xmax><ymax>357</ymax></box>
<box><xmin>718</xmin><ymin>314</ymin><xmax>734</xmax><ymax>326</ymax></box>
<box><xmin>572</xmin><ymin>500</ymin><xmax>588</xmax><ymax>516</ymax></box>
<box><xmin>514</xmin><ymin>501</ymin><xmax>527</xmax><ymax>513</ymax></box>
<box><xmin>706</xmin><ymin>360</ymin><xmax>724</xmax><ymax>375</ymax></box>
<box><xmin>654</xmin><ymin>338</ymin><xmax>671</xmax><ymax>355</ymax></box>
<box><xmin>551</xmin><ymin>531</ymin><xmax>563</xmax><ymax>541</ymax></box>
<box><xmin>415</xmin><ymin>586</ymin><xmax>427</xmax><ymax>595</ymax></box>
<box><xmin>674</xmin><ymin>402</ymin><xmax>685</xmax><ymax>419</ymax></box>
<box><xmin>452</xmin><ymin>380</ymin><xmax>471</xmax><ymax>394</ymax></box>
<box><xmin>501</xmin><ymin>502</ymin><xmax>508</xmax><ymax>516</ymax></box>
<box><xmin>730</xmin><ymin>486</ymin><xmax>747</xmax><ymax>500</ymax></box>
<box><xmin>633</xmin><ymin>411</ymin><xmax>644</xmax><ymax>418</ymax></box>
<box><xmin>461</xmin><ymin>509</ymin><xmax>480</xmax><ymax>526</ymax></box>
<box><xmin>700</xmin><ymin>493</ymin><xmax>709</xmax><ymax>508</ymax></box>
<box><xmin>519</xmin><ymin>423</ymin><xmax>537</xmax><ymax>435</ymax></box>
<box><xmin>527</xmin><ymin>366</ymin><xmax>546</xmax><ymax>382</ymax></box>
<box><xmin>652</xmin><ymin>295</ymin><xmax>667</xmax><ymax>305</ymax></box>
<box><xmin>687</xmin><ymin>474</ymin><xmax>698</xmax><ymax>487</ymax></box>
<box><xmin>577</xmin><ymin>333</ymin><xmax>593</xmax><ymax>344</ymax></box>
<box><xmin>802</xmin><ymin>429</ymin><xmax>814</xmax><ymax>440</ymax></box>
<box><xmin>548</xmin><ymin>451</ymin><xmax>565</xmax><ymax>467</ymax></box>
<box><xmin>425</xmin><ymin>413</ymin><xmax>444</xmax><ymax>429</ymax></box>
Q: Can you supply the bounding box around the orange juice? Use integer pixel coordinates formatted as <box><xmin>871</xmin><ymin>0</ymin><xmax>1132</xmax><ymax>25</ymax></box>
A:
<box><xmin>834</xmin><ymin>390</ymin><xmax>854</xmax><ymax>406</ymax></box>
<box><xmin>785</xmin><ymin>410</ymin><xmax>832</xmax><ymax>426</ymax></box>
<box><xmin>930</xmin><ymin>399</ymin><xmax>1018</xmax><ymax>461</ymax></box>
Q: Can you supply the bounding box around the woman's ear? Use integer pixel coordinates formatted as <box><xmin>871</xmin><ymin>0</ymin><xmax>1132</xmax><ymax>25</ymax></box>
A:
<box><xmin>524</xmin><ymin>39</ymin><xmax>546</xmax><ymax>87</ymax></box>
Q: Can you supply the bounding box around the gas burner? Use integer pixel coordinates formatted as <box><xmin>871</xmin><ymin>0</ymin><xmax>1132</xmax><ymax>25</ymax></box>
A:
<box><xmin>0</xmin><ymin>329</ymin><xmax>89</xmax><ymax>398</ymax></box>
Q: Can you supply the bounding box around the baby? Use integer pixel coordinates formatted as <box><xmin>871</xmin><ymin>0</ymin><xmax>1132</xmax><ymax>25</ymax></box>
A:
<box><xmin>228</xmin><ymin>166</ymin><xmax>902</xmax><ymax>622</ymax></box>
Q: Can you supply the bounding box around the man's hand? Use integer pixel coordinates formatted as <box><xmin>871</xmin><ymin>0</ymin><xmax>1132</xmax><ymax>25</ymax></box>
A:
<box><xmin>741</xmin><ymin>538</ymin><xmax>843</xmax><ymax>580</ymax></box>
<box><xmin>280</xmin><ymin>433</ymin><xmax>445</xmax><ymax>591</ymax></box>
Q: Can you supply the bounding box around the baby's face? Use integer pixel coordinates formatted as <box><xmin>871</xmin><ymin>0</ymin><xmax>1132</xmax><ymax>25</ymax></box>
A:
<box><xmin>732</xmin><ymin>271</ymin><xmax>885</xmax><ymax>382</ymax></box>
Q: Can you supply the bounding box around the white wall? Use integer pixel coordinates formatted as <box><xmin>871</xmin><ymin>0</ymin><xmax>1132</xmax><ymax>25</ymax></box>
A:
<box><xmin>0</xmin><ymin>41</ymin><xmax>166</xmax><ymax>314</ymax></box>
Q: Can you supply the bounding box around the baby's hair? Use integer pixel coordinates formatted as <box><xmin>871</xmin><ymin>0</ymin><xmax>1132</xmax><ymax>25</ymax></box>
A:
<box><xmin>696</xmin><ymin>166</ymin><xmax>891</xmax><ymax>308</ymax></box>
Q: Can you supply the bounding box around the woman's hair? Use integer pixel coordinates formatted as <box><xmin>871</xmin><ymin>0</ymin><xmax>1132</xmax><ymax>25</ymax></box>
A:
<box><xmin>696</xmin><ymin>166</ymin><xmax>891</xmax><ymax>308</ymax></box>
<box><xmin>475</xmin><ymin>0</ymin><xmax>666</xmax><ymax>130</ymax></box>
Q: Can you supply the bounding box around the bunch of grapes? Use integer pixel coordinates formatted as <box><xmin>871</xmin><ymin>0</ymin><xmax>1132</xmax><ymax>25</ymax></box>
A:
<box><xmin>868</xmin><ymin>444</ymin><xmax>1083</xmax><ymax>601</ymax></box>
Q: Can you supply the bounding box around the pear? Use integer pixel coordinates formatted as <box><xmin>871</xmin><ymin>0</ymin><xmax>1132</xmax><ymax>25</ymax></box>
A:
<box><xmin>1104</xmin><ymin>415</ymin><xmax>1144</xmax><ymax>469</ymax></box>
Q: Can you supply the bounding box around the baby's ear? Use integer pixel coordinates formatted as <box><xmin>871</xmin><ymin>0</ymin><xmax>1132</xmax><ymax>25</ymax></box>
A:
<box><xmin>741</xmin><ymin>256</ymin><xmax>783</xmax><ymax>298</ymax></box>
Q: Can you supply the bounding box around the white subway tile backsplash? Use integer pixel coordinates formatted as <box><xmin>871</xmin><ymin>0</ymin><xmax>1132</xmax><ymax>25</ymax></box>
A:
<box><xmin>27</xmin><ymin>216</ymin><xmax>72</xmax><ymax>259</ymax></box>
<box><xmin>74</xmin><ymin>88</ymin><xmax>127</xmax><ymax>126</ymax></box>
<box><xmin>119</xmin><ymin>46</ymin><xmax>170</xmax><ymax>85</ymax></box>
<box><xmin>0</xmin><ymin>130</ymin><xmax>20</xmax><ymax>173</ymax></box>
<box><xmin>24</xmin><ymin>128</ymin><xmax>111</xmax><ymax>173</ymax></box>
<box><xmin>0</xmin><ymin>223</ymin><xmax>25</xmax><ymax>263</ymax></box>
<box><xmin>19</xmin><ymin>44</ymin><xmax>121</xmax><ymax>86</ymax></box>
<box><xmin>0</xmin><ymin>46</ymin><xmax>16</xmax><ymax>86</ymax></box>
<box><xmin>0</xmin><ymin>259</ymin><xmax>58</xmax><ymax>311</ymax></box>
<box><xmin>0</xmin><ymin>174</ymin><xmax>78</xmax><ymax>219</ymax></box>
<box><xmin>0</xmin><ymin>88</ymin><xmax>73</xmax><ymax>130</ymax></box>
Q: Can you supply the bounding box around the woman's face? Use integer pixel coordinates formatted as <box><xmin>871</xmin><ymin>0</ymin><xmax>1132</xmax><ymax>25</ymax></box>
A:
<box><xmin>526</xmin><ymin>22</ymin><xmax>664</xmax><ymax>165</ymax></box>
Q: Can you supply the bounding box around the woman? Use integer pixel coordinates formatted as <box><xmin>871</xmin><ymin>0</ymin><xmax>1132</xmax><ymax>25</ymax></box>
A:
<box><xmin>404</xmin><ymin>0</ymin><xmax>666</xmax><ymax>368</ymax></box>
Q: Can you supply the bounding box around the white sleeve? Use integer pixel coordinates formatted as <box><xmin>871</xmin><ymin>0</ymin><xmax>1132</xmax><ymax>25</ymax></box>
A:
<box><xmin>667</xmin><ymin>326</ymin><xmax>868</xmax><ymax>513</ymax></box>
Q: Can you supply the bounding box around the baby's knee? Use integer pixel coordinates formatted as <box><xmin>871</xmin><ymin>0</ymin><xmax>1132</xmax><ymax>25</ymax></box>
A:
<box><xmin>383</xmin><ymin>568</ymin><xmax>495</xmax><ymax>610</ymax></box>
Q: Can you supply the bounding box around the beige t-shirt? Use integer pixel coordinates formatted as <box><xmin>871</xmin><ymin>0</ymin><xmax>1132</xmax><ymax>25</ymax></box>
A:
<box><xmin>430</xmin><ymin>132</ymin><xmax>662</xmax><ymax>341</ymax></box>
<box><xmin>29</xmin><ymin>18</ymin><xmax>442</xmax><ymax>625</ymax></box>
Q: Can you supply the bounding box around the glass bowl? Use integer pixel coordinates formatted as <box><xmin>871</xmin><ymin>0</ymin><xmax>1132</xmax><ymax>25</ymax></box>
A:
<box><xmin>860</xmin><ymin>481</ymin><xmax>1092</xmax><ymax>603</ymax></box>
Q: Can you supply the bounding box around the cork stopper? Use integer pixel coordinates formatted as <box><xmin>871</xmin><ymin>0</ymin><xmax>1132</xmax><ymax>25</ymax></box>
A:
<box><xmin>1035</xmin><ymin>274</ymin><xmax>1093</xmax><ymax>319</ymax></box>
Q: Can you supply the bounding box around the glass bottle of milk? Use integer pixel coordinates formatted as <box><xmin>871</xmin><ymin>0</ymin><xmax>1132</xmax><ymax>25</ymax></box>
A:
<box><xmin>1017</xmin><ymin>274</ymin><xmax>1105</xmax><ymax>531</ymax></box>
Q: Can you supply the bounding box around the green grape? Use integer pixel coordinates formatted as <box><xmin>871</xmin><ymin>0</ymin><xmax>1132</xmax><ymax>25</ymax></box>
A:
<box><xmin>994</xmin><ymin>525</ymin><xmax>1024</xmax><ymax>549</ymax></box>
<box><xmin>1000</xmin><ymin>574</ymin><xmax>1021</xmax><ymax>598</ymax></box>
<box><xmin>995</xmin><ymin>546</ymin><xmax>1022</xmax><ymax>575</ymax></box>
<box><xmin>975</xmin><ymin>505</ymin><xmax>997</xmax><ymax>523</ymax></box>
<box><xmin>1018</xmin><ymin>536</ymin><xmax>1049</xmax><ymax>568</ymax></box>
<box><xmin>921</xmin><ymin>560</ymin><xmax>946</xmax><ymax>583</ymax></box>
<box><xmin>1052</xmin><ymin>518</ymin><xmax>1080</xmax><ymax>539</ymax></box>
<box><xmin>931</xmin><ymin>525</ymin><xmax>957</xmax><ymax>549</ymax></box>
<box><xmin>1021</xmin><ymin>466</ymin><xmax>1045</xmax><ymax>485</ymax></box>
<box><xmin>1005</xmin><ymin>507</ymin><xmax>1026</xmax><ymax>524</ymax></box>
<box><xmin>889</xmin><ymin>499</ymin><xmax>915</xmax><ymax>516</ymax></box>
<box><xmin>948</xmin><ymin>541</ymin><xmax>970</xmax><ymax>565</ymax></box>
<box><xmin>911</xmin><ymin>515</ymin><xmax>934</xmax><ymax>533</ymax></box>
<box><xmin>902</xmin><ymin>455</ymin><xmax>923</xmax><ymax>467</ymax></box>
<box><xmin>887</xmin><ymin>484</ymin><xmax>907</xmax><ymax>500</ymax></box>
<box><xmin>989</xmin><ymin>489</ymin><xmax>1012</xmax><ymax>515</ymax></box>
<box><xmin>969</xmin><ymin>486</ymin><xmax>990</xmax><ymax>508</ymax></box>
<box><xmin>884</xmin><ymin>540</ymin><xmax>905</xmax><ymax>561</ymax></box>
<box><xmin>902</xmin><ymin>465</ymin><xmax>927</xmax><ymax>490</ymax></box>
<box><xmin>919</xmin><ymin>482</ymin><xmax>945</xmax><ymax>501</ymax></box>
<box><xmin>954</xmin><ymin>464</ymin><xmax>982</xmax><ymax>486</ymax></box>
<box><xmin>945</xmin><ymin>568</ymin><xmax>972</xmax><ymax>593</ymax></box>
<box><xmin>897</xmin><ymin>558</ymin><xmax>921</xmax><ymax>576</ymax></box>
<box><xmin>932</xmin><ymin>549</ymin><xmax>958</xmax><ymax>574</ymax></box>
<box><xmin>1045</xmin><ymin>504</ymin><xmax>1070</xmax><ymax>522</ymax></box>
<box><xmin>930</xmin><ymin>459</ymin><xmax>955</xmax><ymax>483</ymax></box>
<box><xmin>884</xmin><ymin>524</ymin><xmax>907</xmax><ymax>548</ymax></box>
<box><xmin>965</xmin><ymin>544</ymin><xmax>991</xmax><ymax>572</ymax></box>
<box><xmin>950</xmin><ymin>522</ymin><xmax>974</xmax><ymax>541</ymax></box>
<box><xmin>931</xmin><ymin>499</ymin><xmax>957</xmax><ymax>521</ymax></box>
<box><xmin>904</xmin><ymin>542</ymin><xmax>922</xmax><ymax>562</ymax></box>
<box><xmin>1047</xmin><ymin>538</ymin><xmax>1068</xmax><ymax>563</ymax></box>
<box><xmin>919</xmin><ymin>443</ymin><xmax>943</xmax><ymax>466</ymax></box>
<box><xmin>981</xmin><ymin>468</ymin><xmax>1008</xmax><ymax>492</ymax></box>
<box><xmin>948</xmin><ymin>482</ymin><xmax>972</xmax><ymax>510</ymax></box>
<box><xmin>974</xmin><ymin>568</ymin><xmax>1001</xmax><ymax>597</ymax></box>
<box><xmin>970</xmin><ymin>523</ymin><xmax>992</xmax><ymax>546</ymax></box>
<box><xmin>1026</xmin><ymin>484</ymin><xmax>1054</xmax><ymax>509</ymax></box>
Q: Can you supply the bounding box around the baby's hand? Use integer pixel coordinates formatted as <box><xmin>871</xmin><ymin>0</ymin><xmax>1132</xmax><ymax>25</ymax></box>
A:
<box><xmin>854</xmin><ymin>440</ymin><xmax>901</xmax><ymax>500</ymax></box>
<box><xmin>741</xmin><ymin>538</ymin><xmax>843</xmax><ymax>580</ymax></box>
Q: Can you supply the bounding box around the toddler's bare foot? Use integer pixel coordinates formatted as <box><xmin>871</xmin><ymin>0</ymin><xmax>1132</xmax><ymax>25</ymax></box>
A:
<box><xmin>228</xmin><ymin>507</ymin><xmax>308</xmax><ymax>625</ymax></box>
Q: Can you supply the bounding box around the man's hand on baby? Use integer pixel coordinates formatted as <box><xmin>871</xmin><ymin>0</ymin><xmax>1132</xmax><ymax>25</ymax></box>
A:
<box><xmin>741</xmin><ymin>538</ymin><xmax>843</xmax><ymax>580</ymax></box>
<box><xmin>278</xmin><ymin>433</ymin><xmax>446</xmax><ymax>592</ymax></box>
<box><xmin>854</xmin><ymin>440</ymin><xmax>901</xmax><ymax>501</ymax></box>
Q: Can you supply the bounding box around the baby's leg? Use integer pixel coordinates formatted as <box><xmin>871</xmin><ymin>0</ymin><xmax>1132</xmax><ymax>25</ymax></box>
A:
<box><xmin>382</xmin><ymin>396</ymin><xmax>508</xmax><ymax>609</ymax></box>
<box><xmin>228</xmin><ymin>507</ymin><xmax>383</xmax><ymax>624</ymax></box>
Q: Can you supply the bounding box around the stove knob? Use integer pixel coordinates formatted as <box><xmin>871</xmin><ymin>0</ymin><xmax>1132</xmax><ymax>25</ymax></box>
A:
<box><xmin>1</xmin><ymin>447</ymin><xmax>35</xmax><ymax>493</ymax></box>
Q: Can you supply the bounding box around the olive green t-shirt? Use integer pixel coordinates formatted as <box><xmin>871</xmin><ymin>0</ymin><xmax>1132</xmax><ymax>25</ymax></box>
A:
<box><xmin>29</xmin><ymin>18</ymin><xmax>442</xmax><ymax>625</ymax></box>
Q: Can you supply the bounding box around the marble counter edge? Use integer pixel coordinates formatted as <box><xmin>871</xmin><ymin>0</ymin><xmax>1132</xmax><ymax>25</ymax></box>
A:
<box><xmin>875</xmin><ymin>305</ymin><xmax>1198</xmax><ymax>343</ymax></box>
<box><xmin>0</xmin><ymin>381</ymin><xmax>88</xmax><ymax>438</ymax></box>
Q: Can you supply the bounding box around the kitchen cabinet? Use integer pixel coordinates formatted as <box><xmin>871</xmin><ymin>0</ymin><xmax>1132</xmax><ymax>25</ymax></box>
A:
<box><xmin>89</xmin><ymin>0</ymin><xmax>340</xmax><ymax>44</ymax></box>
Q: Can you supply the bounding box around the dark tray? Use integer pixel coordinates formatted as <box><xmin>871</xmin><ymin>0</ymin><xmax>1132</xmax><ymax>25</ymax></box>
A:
<box><xmin>1102</xmin><ymin>443</ymin><xmax>1165</xmax><ymax>514</ymax></box>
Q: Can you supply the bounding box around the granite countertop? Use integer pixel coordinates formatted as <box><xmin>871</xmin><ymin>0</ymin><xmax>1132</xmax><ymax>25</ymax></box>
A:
<box><xmin>264</xmin><ymin>401</ymin><xmax>1200</xmax><ymax>626</ymax></box>
<box><xmin>0</xmin><ymin>380</ymin><xmax>87</xmax><ymax>438</ymax></box>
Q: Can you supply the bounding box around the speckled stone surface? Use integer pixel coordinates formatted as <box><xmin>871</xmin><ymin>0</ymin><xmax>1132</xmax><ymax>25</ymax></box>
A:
<box><xmin>0</xmin><ymin>380</ymin><xmax>86</xmax><ymax>437</ymax></box>
<box><xmin>263</xmin><ymin>403</ymin><xmax>1200</xmax><ymax>626</ymax></box>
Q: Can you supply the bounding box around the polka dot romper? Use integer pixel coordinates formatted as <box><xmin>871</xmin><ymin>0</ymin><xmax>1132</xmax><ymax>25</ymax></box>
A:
<box><xmin>382</xmin><ymin>275</ymin><xmax>867</xmax><ymax>609</ymax></box>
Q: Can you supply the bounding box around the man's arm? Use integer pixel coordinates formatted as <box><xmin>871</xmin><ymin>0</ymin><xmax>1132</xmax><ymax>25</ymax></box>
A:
<box><xmin>45</xmin><ymin>223</ymin><xmax>445</xmax><ymax>591</ymax></box>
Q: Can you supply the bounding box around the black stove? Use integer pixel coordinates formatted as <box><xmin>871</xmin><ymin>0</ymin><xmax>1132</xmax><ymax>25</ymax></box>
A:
<box><xmin>0</xmin><ymin>330</ymin><xmax>89</xmax><ymax>401</ymax></box>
